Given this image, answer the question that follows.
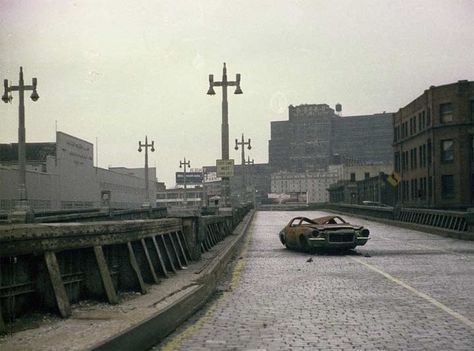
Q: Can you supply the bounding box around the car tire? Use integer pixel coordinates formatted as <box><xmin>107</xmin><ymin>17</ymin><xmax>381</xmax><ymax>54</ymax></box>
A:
<box><xmin>279</xmin><ymin>231</ymin><xmax>286</xmax><ymax>246</ymax></box>
<box><xmin>299</xmin><ymin>235</ymin><xmax>311</xmax><ymax>253</ymax></box>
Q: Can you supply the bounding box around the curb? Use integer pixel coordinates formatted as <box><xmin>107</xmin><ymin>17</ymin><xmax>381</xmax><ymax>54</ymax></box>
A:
<box><xmin>90</xmin><ymin>209</ymin><xmax>255</xmax><ymax>351</ymax></box>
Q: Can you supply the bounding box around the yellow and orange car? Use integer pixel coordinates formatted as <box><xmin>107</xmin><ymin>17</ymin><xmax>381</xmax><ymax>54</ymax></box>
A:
<box><xmin>279</xmin><ymin>215</ymin><xmax>370</xmax><ymax>251</ymax></box>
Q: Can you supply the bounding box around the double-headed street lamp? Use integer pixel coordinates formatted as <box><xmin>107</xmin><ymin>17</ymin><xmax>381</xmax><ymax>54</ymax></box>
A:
<box><xmin>244</xmin><ymin>156</ymin><xmax>256</xmax><ymax>206</ymax></box>
<box><xmin>207</xmin><ymin>63</ymin><xmax>243</xmax><ymax>207</ymax></box>
<box><xmin>179</xmin><ymin>157</ymin><xmax>191</xmax><ymax>206</ymax></box>
<box><xmin>138</xmin><ymin>136</ymin><xmax>155</xmax><ymax>208</ymax></box>
<box><xmin>244</xmin><ymin>155</ymin><xmax>254</xmax><ymax>166</ymax></box>
<box><xmin>2</xmin><ymin>67</ymin><xmax>39</xmax><ymax>222</ymax></box>
<box><xmin>235</xmin><ymin>134</ymin><xmax>251</xmax><ymax>203</ymax></box>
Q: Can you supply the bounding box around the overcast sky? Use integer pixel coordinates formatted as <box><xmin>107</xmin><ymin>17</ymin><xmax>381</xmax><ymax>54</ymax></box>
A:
<box><xmin>1</xmin><ymin>0</ymin><xmax>473</xmax><ymax>187</ymax></box>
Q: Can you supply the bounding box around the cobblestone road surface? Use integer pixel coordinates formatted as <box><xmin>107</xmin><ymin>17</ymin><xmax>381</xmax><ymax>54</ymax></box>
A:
<box><xmin>156</xmin><ymin>211</ymin><xmax>474</xmax><ymax>350</ymax></box>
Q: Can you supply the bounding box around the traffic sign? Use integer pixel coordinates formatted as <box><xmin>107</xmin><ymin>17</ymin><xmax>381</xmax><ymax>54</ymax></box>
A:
<box><xmin>386</xmin><ymin>171</ymin><xmax>401</xmax><ymax>186</ymax></box>
<box><xmin>216</xmin><ymin>159</ymin><xmax>235</xmax><ymax>177</ymax></box>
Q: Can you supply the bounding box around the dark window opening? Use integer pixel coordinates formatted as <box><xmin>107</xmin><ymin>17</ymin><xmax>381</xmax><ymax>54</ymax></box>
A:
<box><xmin>470</xmin><ymin>100</ymin><xmax>474</xmax><ymax>121</ymax></box>
<box><xmin>440</xmin><ymin>102</ymin><xmax>453</xmax><ymax>123</ymax></box>
<box><xmin>441</xmin><ymin>175</ymin><xmax>455</xmax><ymax>199</ymax></box>
<box><xmin>427</xmin><ymin>139</ymin><xmax>432</xmax><ymax>165</ymax></box>
<box><xmin>441</xmin><ymin>139</ymin><xmax>454</xmax><ymax>163</ymax></box>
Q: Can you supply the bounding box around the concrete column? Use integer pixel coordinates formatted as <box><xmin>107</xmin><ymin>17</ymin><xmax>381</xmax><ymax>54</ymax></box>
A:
<box><xmin>44</xmin><ymin>251</ymin><xmax>71</xmax><ymax>318</ymax></box>
<box><xmin>93</xmin><ymin>246</ymin><xmax>119</xmax><ymax>304</ymax></box>
<box><xmin>182</xmin><ymin>217</ymin><xmax>201</xmax><ymax>260</ymax></box>
<box><xmin>127</xmin><ymin>242</ymin><xmax>147</xmax><ymax>294</ymax></box>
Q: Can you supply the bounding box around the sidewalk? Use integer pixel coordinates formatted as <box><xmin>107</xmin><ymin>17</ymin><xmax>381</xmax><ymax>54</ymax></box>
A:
<box><xmin>0</xmin><ymin>210</ymin><xmax>255</xmax><ymax>351</ymax></box>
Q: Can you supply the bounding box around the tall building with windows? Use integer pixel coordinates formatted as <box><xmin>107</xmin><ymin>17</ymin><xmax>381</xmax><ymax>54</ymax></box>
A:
<box><xmin>269</xmin><ymin>104</ymin><xmax>393</xmax><ymax>172</ymax></box>
<box><xmin>393</xmin><ymin>80</ymin><xmax>474</xmax><ymax>209</ymax></box>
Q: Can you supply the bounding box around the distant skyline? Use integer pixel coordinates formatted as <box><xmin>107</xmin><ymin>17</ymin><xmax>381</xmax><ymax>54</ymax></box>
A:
<box><xmin>1</xmin><ymin>0</ymin><xmax>473</xmax><ymax>187</ymax></box>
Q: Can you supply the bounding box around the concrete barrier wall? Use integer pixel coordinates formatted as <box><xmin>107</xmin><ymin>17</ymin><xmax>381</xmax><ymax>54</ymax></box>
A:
<box><xmin>0</xmin><ymin>204</ymin><xmax>252</xmax><ymax>333</ymax></box>
<box><xmin>325</xmin><ymin>203</ymin><xmax>474</xmax><ymax>240</ymax></box>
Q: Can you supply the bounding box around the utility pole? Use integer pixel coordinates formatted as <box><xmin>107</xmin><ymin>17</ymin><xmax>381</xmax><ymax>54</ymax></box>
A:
<box><xmin>244</xmin><ymin>155</ymin><xmax>255</xmax><ymax>206</ymax></box>
<box><xmin>138</xmin><ymin>136</ymin><xmax>155</xmax><ymax>208</ymax></box>
<box><xmin>235</xmin><ymin>134</ymin><xmax>251</xmax><ymax>204</ymax></box>
<box><xmin>179</xmin><ymin>157</ymin><xmax>191</xmax><ymax>206</ymax></box>
<box><xmin>207</xmin><ymin>63</ymin><xmax>243</xmax><ymax>207</ymax></box>
<box><xmin>2</xmin><ymin>67</ymin><xmax>39</xmax><ymax>223</ymax></box>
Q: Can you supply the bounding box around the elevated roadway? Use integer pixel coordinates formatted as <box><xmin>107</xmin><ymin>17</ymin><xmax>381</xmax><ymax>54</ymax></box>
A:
<box><xmin>157</xmin><ymin>210</ymin><xmax>474</xmax><ymax>351</ymax></box>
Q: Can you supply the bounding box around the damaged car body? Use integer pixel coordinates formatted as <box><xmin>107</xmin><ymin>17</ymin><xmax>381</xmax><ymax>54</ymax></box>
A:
<box><xmin>279</xmin><ymin>215</ymin><xmax>370</xmax><ymax>251</ymax></box>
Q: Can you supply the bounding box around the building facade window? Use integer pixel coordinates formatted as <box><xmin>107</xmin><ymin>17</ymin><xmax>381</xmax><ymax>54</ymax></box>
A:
<box><xmin>441</xmin><ymin>175</ymin><xmax>455</xmax><ymax>199</ymax></box>
<box><xmin>350</xmin><ymin>173</ymin><xmax>356</xmax><ymax>182</ymax></box>
<box><xmin>441</xmin><ymin>139</ymin><xmax>454</xmax><ymax>163</ymax></box>
<box><xmin>423</xmin><ymin>145</ymin><xmax>427</xmax><ymax>167</ymax></box>
<box><xmin>394</xmin><ymin>152</ymin><xmax>400</xmax><ymax>172</ymax></box>
<box><xmin>427</xmin><ymin>139</ymin><xmax>432</xmax><ymax>165</ymax></box>
<box><xmin>470</xmin><ymin>100</ymin><xmax>474</xmax><ymax>121</ymax></box>
<box><xmin>419</xmin><ymin>146</ymin><xmax>423</xmax><ymax>169</ymax></box>
<box><xmin>440</xmin><ymin>102</ymin><xmax>453</xmax><ymax>123</ymax></box>
<box><xmin>428</xmin><ymin>176</ymin><xmax>433</xmax><ymax>199</ymax></box>
<box><xmin>413</xmin><ymin>148</ymin><xmax>417</xmax><ymax>169</ymax></box>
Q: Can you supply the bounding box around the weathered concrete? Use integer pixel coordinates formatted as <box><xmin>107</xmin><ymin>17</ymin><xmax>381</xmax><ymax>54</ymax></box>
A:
<box><xmin>0</xmin><ymin>219</ymin><xmax>189</xmax><ymax>332</ymax></box>
<box><xmin>0</xmin><ymin>209</ymin><xmax>255</xmax><ymax>350</ymax></box>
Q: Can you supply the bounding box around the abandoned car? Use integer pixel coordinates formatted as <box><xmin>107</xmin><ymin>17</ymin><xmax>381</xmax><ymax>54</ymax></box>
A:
<box><xmin>278</xmin><ymin>215</ymin><xmax>370</xmax><ymax>251</ymax></box>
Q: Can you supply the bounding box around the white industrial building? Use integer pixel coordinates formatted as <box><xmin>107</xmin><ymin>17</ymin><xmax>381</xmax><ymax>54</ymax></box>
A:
<box><xmin>271</xmin><ymin>165</ymin><xmax>343</xmax><ymax>203</ymax></box>
<box><xmin>0</xmin><ymin>132</ymin><xmax>158</xmax><ymax>211</ymax></box>
<box><xmin>270</xmin><ymin>162</ymin><xmax>393</xmax><ymax>204</ymax></box>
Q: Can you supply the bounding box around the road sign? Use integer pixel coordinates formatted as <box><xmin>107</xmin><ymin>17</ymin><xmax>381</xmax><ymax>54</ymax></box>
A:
<box><xmin>175</xmin><ymin>172</ymin><xmax>203</xmax><ymax>185</ymax></box>
<box><xmin>216</xmin><ymin>159</ymin><xmax>234</xmax><ymax>177</ymax></box>
<box><xmin>386</xmin><ymin>171</ymin><xmax>401</xmax><ymax>186</ymax></box>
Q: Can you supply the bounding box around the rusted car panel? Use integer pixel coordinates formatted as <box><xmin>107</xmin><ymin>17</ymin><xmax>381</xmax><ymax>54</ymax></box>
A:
<box><xmin>278</xmin><ymin>215</ymin><xmax>369</xmax><ymax>251</ymax></box>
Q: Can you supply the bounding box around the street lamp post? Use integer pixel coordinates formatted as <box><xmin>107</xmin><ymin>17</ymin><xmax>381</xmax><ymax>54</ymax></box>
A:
<box><xmin>2</xmin><ymin>67</ymin><xmax>39</xmax><ymax>223</ymax></box>
<box><xmin>207</xmin><ymin>63</ymin><xmax>243</xmax><ymax>207</ymax></box>
<box><xmin>244</xmin><ymin>155</ymin><xmax>255</xmax><ymax>206</ymax></box>
<box><xmin>138</xmin><ymin>136</ymin><xmax>155</xmax><ymax>208</ymax></box>
<box><xmin>179</xmin><ymin>157</ymin><xmax>191</xmax><ymax>206</ymax></box>
<box><xmin>235</xmin><ymin>134</ymin><xmax>251</xmax><ymax>203</ymax></box>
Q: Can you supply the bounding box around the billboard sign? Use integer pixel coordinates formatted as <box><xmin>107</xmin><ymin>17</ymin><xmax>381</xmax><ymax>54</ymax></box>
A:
<box><xmin>175</xmin><ymin>171</ymin><xmax>203</xmax><ymax>185</ymax></box>
<box><xmin>56</xmin><ymin>131</ymin><xmax>93</xmax><ymax>167</ymax></box>
<box><xmin>216</xmin><ymin>159</ymin><xmax>234</xmax><ymax>177</ymax></box>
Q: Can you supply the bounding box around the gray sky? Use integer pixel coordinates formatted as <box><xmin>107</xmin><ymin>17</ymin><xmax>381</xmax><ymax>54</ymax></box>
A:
<box><xmin>1</xmin><ymin>0</ymin><xmax>473</xmax><ymax>187</ymax></box>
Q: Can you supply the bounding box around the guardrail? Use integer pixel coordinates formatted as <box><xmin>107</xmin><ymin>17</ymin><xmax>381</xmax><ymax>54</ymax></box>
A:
<box><xmin>397</xmin><ymin>207</ymin><xmax>468</xmax><ymax>232</ymax></box>
<box><xmin>325</xmin><ymin>203</ymin><xmax>394</xmax><ymax>220</ymax></box>
<box><xmin>325</xmin><ymin>203</ymin><xmax>474</xmax><ymax>239</ymax></box>
<box><xmin>0</xmin><ymin>207</ymin><xmax>168</xmax><ymax>224</ymax></box>
<box><xmin>0</xmin><ymin>204</ymin><xmax>253</xmax><ymax>333</ymax></box>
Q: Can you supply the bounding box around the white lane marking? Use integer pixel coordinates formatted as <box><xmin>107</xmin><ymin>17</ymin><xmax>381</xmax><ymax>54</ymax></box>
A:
<box><xmin>351</xmin><ymin>256</ymin><xmax>474</xmax><ymax>330</ymax></box>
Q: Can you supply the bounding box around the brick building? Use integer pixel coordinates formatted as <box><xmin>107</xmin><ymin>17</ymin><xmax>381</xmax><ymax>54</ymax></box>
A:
<box><xmin>393</xmin><ymin>80</ymin><xmax>474</xmax><ymax>209</ymax></box>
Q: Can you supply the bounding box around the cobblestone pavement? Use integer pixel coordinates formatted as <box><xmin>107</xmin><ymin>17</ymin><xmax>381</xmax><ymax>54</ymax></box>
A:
<box><xmin>156</xmin><ymin>211</ymin><xmax>474</xmax><ymax>351</ymax></box>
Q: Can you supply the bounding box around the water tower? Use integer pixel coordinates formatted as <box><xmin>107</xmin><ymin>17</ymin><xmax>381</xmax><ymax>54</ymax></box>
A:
<box><xmin>335</xmin><ymin>103</ymin><xmax>342</xmax><ymax>116</ymax></box>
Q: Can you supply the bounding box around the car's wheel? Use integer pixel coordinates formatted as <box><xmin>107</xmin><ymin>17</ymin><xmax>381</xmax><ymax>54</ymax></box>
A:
<box><xmin>299</xmin><ymin>235</ymin><xmax>311</xmax><ymax>253</ymax></box>
<box><xmin>279</xmin><ymin>231</ymin><xmax>286</xmax><ymax>246</ymax></box>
